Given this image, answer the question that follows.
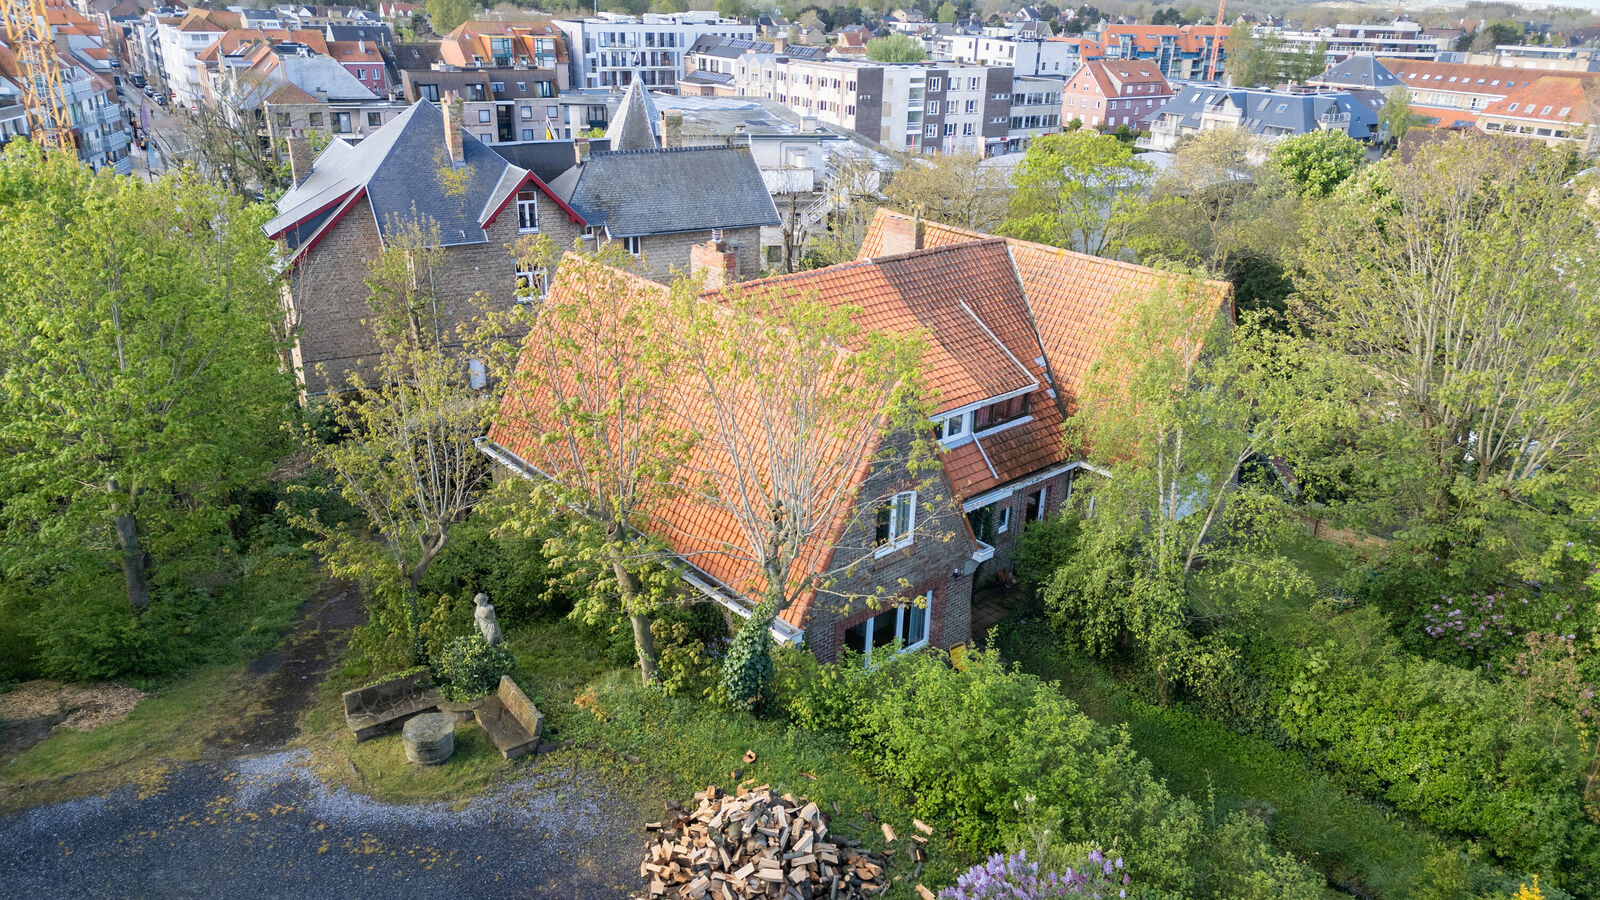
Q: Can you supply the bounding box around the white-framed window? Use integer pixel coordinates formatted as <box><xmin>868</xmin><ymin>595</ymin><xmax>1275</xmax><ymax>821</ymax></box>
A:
<box><xmin>1024</xmin><ymin>486</ymin><xmax>1047</xmax><ymax>523</ymax></box>
<box><xmin>515</xmin><ymin>190</ymin><xmax>539</xmax><ymax>233</ymax></box>
<box><xmin>621</xmin><ymin>235</ymin><xmax>642</xmax><ymax>256</ymax></box>
<box><xmin>478</xmin><ymin>109</ymin><xmax>492</xmax><ymax>123</ymax></box>
<box><xmin>933</xmin><ymin>410</ymin><xmax>969</xmax><ymax>444</ymax></box>
<box><xmin>924</xmin><ymin>124</ymin><xmax>937</xmax><ymax>137</ymax></box>
<box><xmin>875</xmin><ymin>490</ymin><xmax>916</xmax><ymax>553</ymax></box>
<box><xmin>520</xmin><ymin>105</ymin><xmax>532</xmax><ymax>119</ymax></box>
<box><xmin>996</xmin><ymin>505</ymin><xmax>1011</xmax><ymax>534</ymax></box>
<box><xmin>843</xmin><ymin>590</ymin><xmax>932</xmax><ymax>663</ymax></box>
<box><xmin>928</xmin><ymin>76</ymin><xmax>941</xmax><ymax>91</ymax></box>
<box><xmin>927</xmin><ymin>100</ymin><xmax>940</xmax><ymax>114</ymax></box>
<box><xmin>515</xmin><ymin>262</ymin><xmax>546</xmax><ymax>303</ymax></box>
<box><xmin>468</xmin><ymin>357</ymin><xmax>487</xmax><ymax>389</ymax></box>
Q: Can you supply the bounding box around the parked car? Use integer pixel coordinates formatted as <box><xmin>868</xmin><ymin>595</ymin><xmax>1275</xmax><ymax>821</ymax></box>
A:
<box><xmin>131</xmin><ymin>74</ymin><xmax>146</xmax><ymax>88</ymax></box>
<box><xmin>153</xmin><ymin>94</ymin><xmax>166</xmax><ymax>107</ymax></box>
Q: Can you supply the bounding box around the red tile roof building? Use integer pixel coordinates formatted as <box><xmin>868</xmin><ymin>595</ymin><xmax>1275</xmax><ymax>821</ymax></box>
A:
<box><xmin>1062</xmin><ymin>59</ymin><xmax>1171</xmax><ymax>131</ymax></box>
<box><xmin>485</xmin><ymin>209</ymin><xmax>1231</xmax><ymax>663</ymax></box>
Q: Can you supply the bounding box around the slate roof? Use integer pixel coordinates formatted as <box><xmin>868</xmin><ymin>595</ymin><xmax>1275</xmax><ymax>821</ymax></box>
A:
<box><xmin>489</xmin><ymin>138</ymin><xmax>609</xmax><ymax>183</ymax></box>
<box><xmin>325</xmin><ymin>23</ymin><xmax>393</xmax><ymax>46</ymax></box>
<box><xmin>268</xmin><ymin>55</ymin><xmax>377</xmax><ymax>101</ymax></box>
<box><xmin>605</xmin><ymin>80</ymin><xmax>660</xmax><ymax>151</ymax></box>
<box><xmin>1313</xmin><ymin>54</ymin><xmax>1398</xmax><ymax>89</ymax></box>
<box><xmin>263</xmin><ymin>100</ymin><xmax>525</xmax><ymax>252</ymax></box>
<box><xmin>1156</xmin><ymin>85</ymin><xmax>1380</xmax><ymax>140</ymax></box>
<box><xmin>391</xmin><ymin>41</ymin><xmax>442</xmax><ymax>69</ymax></box>
<box><xmin>562</xmin><ymin>146</ymin><xmax>780</xmax><ymax>239</ymax></box>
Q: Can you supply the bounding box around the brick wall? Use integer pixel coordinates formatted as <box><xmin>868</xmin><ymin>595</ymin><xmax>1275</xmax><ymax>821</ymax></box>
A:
<box><xmin>801</xmin><ymin>430</ymin><xmax>976</xmax><ymax>663</ymax></box>
<box><xmin>969</xmin><ymin>469</ymin><xmax>1075</xmax><ymax>586</ymax></box>
<box><xmin>287</xmin><ymin>187</ymin><xmax>580</xmax><ymax>393</ymax></box>
<box><xmin>622</xmin><ymin>226</ymin><xmax>762</xmax><ymax>284</ymax></box>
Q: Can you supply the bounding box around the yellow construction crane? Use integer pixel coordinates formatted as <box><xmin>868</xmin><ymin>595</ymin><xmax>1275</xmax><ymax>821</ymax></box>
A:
<box><xmin>1206</xmin><ymin>0</ymin><xmax>1227</xmax><ymax>82</ymax></box>
<box><xmin>0</xmin><ymin>0</ymin><xmax>75</xmax><ymax>152</ymax></box>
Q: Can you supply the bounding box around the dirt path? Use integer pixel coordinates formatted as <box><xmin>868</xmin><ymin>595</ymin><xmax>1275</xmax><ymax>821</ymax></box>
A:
<box><xmin>204</xmin><ymin>581</ymin><xmax>364</xmax><ymax>757</ymax></box>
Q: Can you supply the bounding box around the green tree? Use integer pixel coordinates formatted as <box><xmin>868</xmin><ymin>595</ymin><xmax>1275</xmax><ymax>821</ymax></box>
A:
<box><xmin>1379</xmin><ymin>84</ymin><xmax>1424</xmax><ymax>146</ymax></box>
<box><xmin>1264</xmin><ymin>129</ymin><xmax>1363</xmax><ymax>198</ymax></box>
<box><xmin>666</xmin><ymin>283</ymin><xmax>932</xmax><ymax>710</ymax></box>
<box><xmin>1471</xmin><ymin>19</ymin><xmax>1524</xmax><ymax>51</ymax></box>
<box><xmin>0</xmin><ymin>144</ymin><xmax>289</xmax><ymax>612</ymax></box>
<box><xmin>426</xmin><ymin>0</ymin><xmax>476</xmax><ymax>35</ymax></box>
<box><xmin>480</xmin><ymin>247</ymin><xmax>688</xmax><ymax>685</ymax></box>
<box><xmin>715</xmin><ymin>0</ymin><xmax>755</xmax><ymax>18</ymax></box>
<box><xmin>295</xmin><ymin>339</ymin><xmax>493</xmax><ymax>668</ymax></box>
<box><xmin>1224</xmin><ymin>22</ymin><xmax>1277</xmax><ymax>87</ymax></box>
<box><xmin>937</xmin><ymin>1</ymin><xmax>957</xmax><ymax>23</ymax></box>
<box><xmin>1002</xmin><ymin>130</ymin><xmax>1152</xmax><ymax>256</ymax></box>
<box><xmin>1281</xmin><ymin>39</ymin><xmax>1327</xmax><ymax>85</ymax></box>
<box><xmin>1294</xmin><ymin>135</ymin><xmax>1600</xmax><ymax>570</ymax></box>
<box><xmin>882</xmin><ymin>151</ymin><xmax>1010</xmax><ymax>232</ymax></box>
<box><xmin>865</xmin><ymin>33</ymin><xmax>927</xmax><ymax>62</ymax></box>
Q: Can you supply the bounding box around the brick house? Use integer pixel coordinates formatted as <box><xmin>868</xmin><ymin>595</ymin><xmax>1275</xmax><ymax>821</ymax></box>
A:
<box><xmin>1062</xmin><ymin>59</ymin><xmax>1172</xmax><ymax>131</ymax></box>
<box><xmin>262</xmin><ymin>91</ymin><xmax>777</xmax><ymax>393</ymax></box>
<box><xmin>479</xmin><ymin>207</ymin><xmax>1229</xmax><ymax>664</ymax></box>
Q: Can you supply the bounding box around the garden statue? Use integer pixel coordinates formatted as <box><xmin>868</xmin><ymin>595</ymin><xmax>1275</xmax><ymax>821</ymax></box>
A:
<box><xmin>473</xmin><ymin>593</ymin><xmax>502</xmax><ymax>646</ymax></box>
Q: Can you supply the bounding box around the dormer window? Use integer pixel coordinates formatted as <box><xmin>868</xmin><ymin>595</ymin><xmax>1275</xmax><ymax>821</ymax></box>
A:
<box><xmin>932</xmin><ymin>410</ymin><xmax>969</xmax><ymax>444</ymax></box>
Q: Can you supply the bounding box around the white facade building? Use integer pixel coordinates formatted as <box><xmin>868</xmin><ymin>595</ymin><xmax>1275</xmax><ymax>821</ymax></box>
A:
<box><xmin>939</xmin><ymin>35</ymin><xmax>1077</xmax><ymax>78</ymax></box>
<box><xmin>554</xmin><ymin>14</ymin><xmax>755</xmax><ymax>90</ymax></box>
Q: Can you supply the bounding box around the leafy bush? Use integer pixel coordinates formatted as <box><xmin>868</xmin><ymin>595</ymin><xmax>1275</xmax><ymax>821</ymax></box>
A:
<box><xmin>652</xmin><ymin>604</ymin><xmax>729</xmax><ymax>699</ymax></box>
<box><xmin>721</xmin><ymin>602</ymin><xmax>777</xmax><ymax>713</ymax></box>
<box><xmin>939</xmin><ymin>850</ymin><xmax>1129</xmax><ymax>899</ymax></box>
<box><xmin>432</xmin><ymin>634</ymin><xmax>515</xmax><ymax>701</ymax></box>
<box><xmin>775</xmin><ymin>647</ymin><xmax>1204</xmax><ymax>892</ymax></box>
<box><xmin>1278</xmin><ymin>607</ymin><xmax>1600</xmax><ymax>888</ymax></box>
<box><xmin>418</xmin><ymin>505</ymin><xmax>567</xmax><ymax>625</ymax></box>
<box><xmin>1012</xmin><ymin>513</ymin><xmax>1080</xmax><ymax>596</ymax></box>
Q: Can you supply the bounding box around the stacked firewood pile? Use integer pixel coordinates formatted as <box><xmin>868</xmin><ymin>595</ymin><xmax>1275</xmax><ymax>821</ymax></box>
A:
<box><xmin>634</xmin><ymin>784</ymin><xmax>905</xmax><ymax>899</ymax></box>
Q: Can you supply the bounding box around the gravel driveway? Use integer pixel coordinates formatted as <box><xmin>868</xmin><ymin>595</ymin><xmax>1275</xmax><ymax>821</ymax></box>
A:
<box><xmin>0</xmin><ymin>749</ymin><xmax>643</xmax><ymax>898</ymax></box>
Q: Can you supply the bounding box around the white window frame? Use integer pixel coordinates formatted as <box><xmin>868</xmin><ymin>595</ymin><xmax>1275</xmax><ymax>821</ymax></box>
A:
<box><xmin>621</xmin><ymin>235</ymin><xmax>642</xmax><ymax>256</ymax></box>
<box><xmin>515</xmin><ymin>190</ymin><xmax>539</xmax><ymax>233</ymax></box>
<box><xmin>468</xmin><ymin>357</ymin><xmax>487</xmax><ymax>389</ymax></box>
<box><xmin>514</xmin><ymin>262</ymin><xmax>546</xmax><ymax>303</ymax></box>
<box><xmin>875</xmin><ymin>490</ymin><xmax>917</xmax><ymax>556</ymax></box>
<box><xmin>933</xmin><ymin>410</ymin><xmax>970</xmax><ymax>446</ymax></box>
<box><xmin>995</xmin><ymin>505</ymin><xmax>1011</xmax><ymax>534</ymax></box>
<box><xmin>850</xmin><ymin>590</ymin><xmax>933</xmax><ymax>665</ymax></box>
<box><xmin>1028</xmin><ymin>486</ymin><xmax>1048</xmax><ymax>522</ymax></box>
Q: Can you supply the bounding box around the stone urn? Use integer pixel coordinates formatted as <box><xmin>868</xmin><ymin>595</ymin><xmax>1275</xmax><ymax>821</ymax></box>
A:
<box><xmin>401</xmin><ymin>712</ymin><xmax>456</xmax><ymax>765</ymax></box>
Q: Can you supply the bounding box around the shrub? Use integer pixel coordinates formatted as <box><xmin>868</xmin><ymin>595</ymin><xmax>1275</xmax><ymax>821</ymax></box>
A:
<box><xmin>652</xmin><ymin>605</ymin><xmax>729</xmax><ymax>699</ymax></box>
<box><xmin>432</xmin><ymin>634</ymin><xmax>515</xmax><ymax>701</ymax></box>
<box><xmin>1012</xmin><ymin>513</ymin><xmax>1080</xmax><ymax>596</ymax></box>
<box><xmin>939</xmin><ymin>850</ymin><xmax>1129</xmax><ymax>899</ymax></box>
<box><xmin>776</xmin><ymin>647</ymin><xmax>1204</xmax><ymax>892</ymax></box>
<box><xmin>721</xmin><ymin>602</ymin><xmax>777</xmax><ymax>713</ymax></box>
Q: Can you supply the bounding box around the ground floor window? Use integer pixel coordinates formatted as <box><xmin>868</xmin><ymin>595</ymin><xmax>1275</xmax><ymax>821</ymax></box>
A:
<box><xmin>515</xmin><ymin>262</ymin><xmax>546</xmax><ymax>303</ymax></box>
<box><xmin>843</xmin><ymin>591</ymin><xmax>931</xmax><ymax>664</ymax></box>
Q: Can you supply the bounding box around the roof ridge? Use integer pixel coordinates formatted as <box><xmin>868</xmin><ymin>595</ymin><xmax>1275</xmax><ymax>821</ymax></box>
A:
<box><xmin>867</xmin><ymin>235</ymin><xmax>1009</xmax><ymax>265</ymax></box>
<box><xmin>591</xmin><ymin>145</ymin><xmax>751</xmax><ymax>157</ymax></box>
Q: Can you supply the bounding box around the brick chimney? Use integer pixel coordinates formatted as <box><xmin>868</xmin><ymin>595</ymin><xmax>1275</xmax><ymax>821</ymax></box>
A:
<box><xmin>773</xmin><ymin>37</ymin><xmax>786</xmax><ymax>54</ymax></box>
<box><xmin>690</xmin><ymin>237</ymin><xmax>738</xmax><ymax>289</ymax></box>
<box><xmin>574</xmin><ymin>136</ymin><xmax>591</xmax><ymax>164</ymax></box>
<box><xmin>661</xmin><ymin>109</ymin><xmax>683</xmax><ymax>149</ymax></box>
<box><xmin>441</xmin><ymin>91</ymin><xmax>464</xmax><ymax>166</ymax></box>
<box><xmin>877</xmin><ymin>213</ymin><xmax>924</xmax><ymax>257</ymax></box>
<box><xmin>286</xmin><ymin>135</ymin><xmax>313</xmax><ymax>187</ymax></box>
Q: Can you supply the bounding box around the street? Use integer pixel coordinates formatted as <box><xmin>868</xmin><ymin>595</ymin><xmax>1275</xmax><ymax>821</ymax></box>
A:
<box><xmin>118</xmin><ymin>84</ymin><xmax>191</xmax><ymax>180</ymax></box>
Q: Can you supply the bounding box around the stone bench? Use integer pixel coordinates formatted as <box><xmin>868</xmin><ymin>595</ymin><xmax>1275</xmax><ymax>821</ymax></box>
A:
<box><xmin>473</xmin><ymin>675</ymin><xmax>543</xmax><ymax>760</ymax></box>
<box><xmin>342</xmin><ymin>670</ymin><xmax>443</xmax><ymax>743</ymax></box>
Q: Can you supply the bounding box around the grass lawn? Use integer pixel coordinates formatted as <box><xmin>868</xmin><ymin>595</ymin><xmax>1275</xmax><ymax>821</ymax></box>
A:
<box><xmin>293</xmin><ymin>613</ymin><xmax>971</xmax><ymax>898</ymax></box>
<box><xmin>1</xmin><ymin>663</ymin><xmax>258</xmax><ymax>813</ymax></box>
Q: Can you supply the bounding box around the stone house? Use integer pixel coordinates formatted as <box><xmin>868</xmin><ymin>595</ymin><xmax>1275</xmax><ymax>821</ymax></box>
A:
<box><xmin>262</xmin><ymin>89</ymin><xmax>777</xmax><ymax>393</ymax></box>
<box><xmin>479</xmin><ymin>208</ymin><xmax>1230</xmax><ymax>664</ymax></box>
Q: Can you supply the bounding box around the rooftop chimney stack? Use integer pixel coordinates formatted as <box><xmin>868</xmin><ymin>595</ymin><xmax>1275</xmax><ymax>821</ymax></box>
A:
<box><xmin>690</xmin><ymin>237</ymin><xmax>739</xmax><ymax>289</ymax></box>
<box><xmin>877</xmin><ymin>212</ymin><xmax>925</xmax><ymax>257</ymax></box>
<box><xmin>286</xmin><ymin>135</ymin><xmax>313</xmax><ymax>187</ymax></box>
<box><xmin>574</xmin><ymin>136</ymin><xmax>591</xmax><ymax>164</ymax></box>
<box><xmin>442</xmin><ymin>91</ymin><xmax>464</xmax><ymax>166</ymax></box>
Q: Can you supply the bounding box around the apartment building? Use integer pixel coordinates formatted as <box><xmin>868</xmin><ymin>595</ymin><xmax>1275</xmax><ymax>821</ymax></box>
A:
<box><xmin>554</xmin><ymin>12</ymin><xmax>754</xmax><ymax>91</ymax></box>
<box><xmin>1062</xmin><ymin>59</ymin><xmax>1171</xmax><ymax>130</ymax></box>
<box><xmin>0</xmin><ymin>37</ymin><xmax>132</xmax><ymax>172</ymax></box>
<box><xmin>1272</xmin><ymin>21</ymin><xmax>1447</xmax><ymax>62</ymax></box>
<box><xmin>1005</xmin><ymin>74</ymin><xmax>1061</xmax><ymax>152</ymax></box>
<box><xmin>731</xmin><ymin>53</ymin><xmax>1013</xmax><ymax>155</ymax></box>
<box><xmin>148</xmin><ymin>8</ymin><xmax>240</xmax><ymax>102</ymax></box>
<box><xmin>1146</xmin><ymin>85</ymin><xmax>1379</xmax><ymax>152</ymax></box>
<box><xmin>1095</xmin><ymin>24</ymin><xmax>1228</xmax><ymax>80</ymax></box>
<box><xmin>938</xmin><ymin>34</ymin><xmax>1078</xmax><ymax>78</ymax></box>
<box><xmin>439</xmin><ymin>20</ymin><xmax>570</xmax><ymax>92</ymax></box>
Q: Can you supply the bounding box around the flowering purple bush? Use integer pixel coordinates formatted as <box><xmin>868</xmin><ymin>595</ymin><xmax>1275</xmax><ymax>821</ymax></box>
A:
<box><xmin>939</xmin><ymin>850</ymin><xmax>1129</xmax><ymax>900</ymax></box>
<box><xmin>1419</xmin><ymin>590</ymin><xmax>1589</xmax><ymax>671</ymax></box>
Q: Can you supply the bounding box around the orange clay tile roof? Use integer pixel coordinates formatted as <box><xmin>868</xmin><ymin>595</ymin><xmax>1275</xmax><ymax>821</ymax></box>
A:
<box><xmin>1480</xmin><ymin>74</ymin><xmax>1599</xmax><ymax>125</ymax></box>
<box><xmin>327</xmin><ymin>40</ymin><xmax>384</xmax><ymax>62</ymax></box>
<box><xmin>1377</xmin><ymin>57</ymin><xmax>1600</xmax><ymax>95</ymax></box>
<box><xmin>488</xmin><ymin>256</ymin><xmax>873</xmax><ymax>630</ymax></box>
<box><xmin>720</xmin><ymin>240</ymin><xmax>1037</xmax><ymax>415</ymax></box>
<box><xmin>1074</xmin><ymin>59</ymin><xmax>1170</xmax><ymax>96</ymax></box>
<box><xmin>859</xmin><ymin>209</ymin><xmax>1232</xmax><ymax>416</ymax></box>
